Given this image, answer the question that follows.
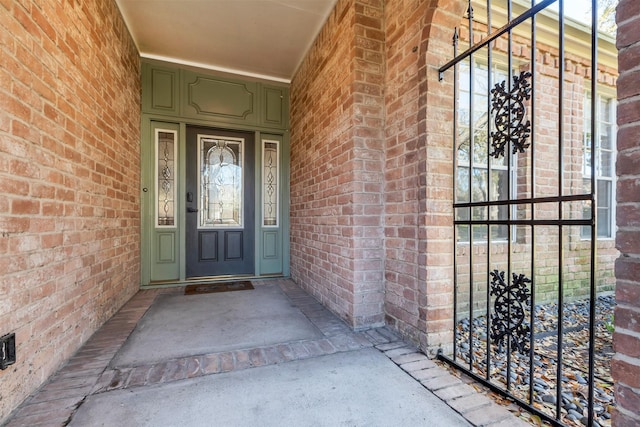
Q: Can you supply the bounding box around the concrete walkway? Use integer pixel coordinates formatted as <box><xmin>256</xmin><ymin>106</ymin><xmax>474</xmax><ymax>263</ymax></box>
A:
<box><xmin>4</xmin><ymin>278</ymin><xmax>528</xmax><ymax>427</ymax></box>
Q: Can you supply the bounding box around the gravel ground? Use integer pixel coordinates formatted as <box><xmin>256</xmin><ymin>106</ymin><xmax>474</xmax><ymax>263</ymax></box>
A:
<box><xmin>443</xmin><ymin>295</ymin><xmax>615</xmax><ymax>427</ymax></box>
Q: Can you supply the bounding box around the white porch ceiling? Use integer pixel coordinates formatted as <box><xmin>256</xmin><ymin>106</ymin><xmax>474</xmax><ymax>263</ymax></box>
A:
<box><xmin>115</xmin><ymin>0</ymin><xmax>339</xmax><ymax>83</ymax></box>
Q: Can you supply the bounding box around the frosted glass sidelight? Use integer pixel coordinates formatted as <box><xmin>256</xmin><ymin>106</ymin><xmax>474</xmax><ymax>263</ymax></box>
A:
<box><xmin>262</xmin><ymin>140</ymin><xmax>279</xmax><ymax>227</ymax></box>
<box><xmin>156</xmin><ymin>130</ymin><xmax>177</xmax><ymax>227</ymax></box>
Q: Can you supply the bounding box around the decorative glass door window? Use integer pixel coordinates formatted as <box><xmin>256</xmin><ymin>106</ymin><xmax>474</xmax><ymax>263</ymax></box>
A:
<box><xmin>262</xmin><ymin>140</ymin><xmax>279</xmax><ymax>227</ymax></box>
<box><xmin>155</xmin><ymin>129</ymin><xmax>177</xmax><ymax>227</ymax></box>
<box><xmin>198</xmin><ymin>135</ymin><xmax>244</xmax><ymax>228</ymax></box>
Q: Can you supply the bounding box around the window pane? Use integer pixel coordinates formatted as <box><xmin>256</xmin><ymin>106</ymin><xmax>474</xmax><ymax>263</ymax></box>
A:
<box><xmin>583</xmin><ymin>145</ymin><xmax>592</xmax><ymax>176</ymax></box>
<box><xmin>491</xmin><ymin>152</ymin><xmax>507</xmax><ymax>167</ymax></box>
<box><xmin>597</xmin><ymin>211</ymin><xmax>610</xmax><ymax>238</ymax></box>
<box><xmin>597</xmin><ymin>180</ymin><xmax>611</xmax><ymax>208</ymax></box>
<box><xmin>491</xmin><ymin>169</ymin><xmax>509</xmax><ymax>240</ymax></box>
<box><xmin>199</xmin><ymin>137</ymin><xmax>243</xmax><ymax>227</ymax></box>
<box><xmin>473</xmin><ymin>225</ymin><xmax>489</xmax><ymax>241</ymax></box>
<box><xmin>471</xmin><ymin>168</ymin><xmax>488</xmax><ymax>203</ymax></box>
<box><xmin>473</xmin><ymin>129</ymin><xmax>489</xmax><ymax>164</ymax></box>
<box><xmin>472</xmin><ymin>205</ymin><xmax>488</xmax><ymax>221</ymax></box>
<box><xmin>156</xmin><ymin>130</ymin><xmax>176</xmax><ymax>227</ymax></box>
<box><xmin>456</xmin><ymin>224</ymin><xmax>470</xmax><ymax>242</ymax></box>
<box><xmin>262</xmin><ymin>141</ymin><xmax>279</xmax><ymax>227</ymax></box>
<box><xmin>458</xmin><ymin>138</ymin><xmax>470</xmax><ymax>164</ymax></box>
<box><xmin>456</xmin><ymin>61</ymin><xmax>512</xmax><ymax>242</ymax></box>
<box><xmin>599</xmin><ymin>98</ymin><xmax>611</xmax><ymax>122</ymax></box>
<box><xmin>459</xmin><ymin>62</ymin><xmax>470</xmax><ymax>91</ymax></box>
<box><xmin>601</xmin><ymin>124</ymin><xmax>613</xmax><ymax>150</ymax></box>
<box><xmin>597</xmin><ymin>180</ymin><xmax>611</xmax><ymax>238</ymax></box>
<box><xmin>491</xmin><ymin>221</ymin><xmax>508</xmax><ymax>240</ymax></box>
<box><xmin>456</xmin><ymin>206</ymin><xmax>470</xmax><ymax>242</ymax></box>
<box><xmin>600</xmin><ymin>150</ymin><xmax>613</xmax><ymax>177</ymax></box>
<box><xmin>580</xmin><ymin>178</ymin><xmax>592</xmax><ymax>238</ymax></box>
<box><xmin>491</xmin><ymin>169</ymin><xmax>509</xmax><ymax>202</ymax></box>
<box><xmin>457</xmin><ymin>166</ymin><xmax>470</xmax><ymax>203</ymax></box>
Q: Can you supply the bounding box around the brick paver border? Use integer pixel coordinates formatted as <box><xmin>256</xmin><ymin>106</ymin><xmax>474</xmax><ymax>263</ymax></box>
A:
<box><xmin>5</xmin><ymin>279</ymin><xmax>528</xmax><ymax>427</ymax></box>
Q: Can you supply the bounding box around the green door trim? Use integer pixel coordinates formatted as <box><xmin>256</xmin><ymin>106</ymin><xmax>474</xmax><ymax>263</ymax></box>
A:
<box><xmin>141</xmin><ymin>117</ymin><xmax>290</xmax><ymax>288</ymax></box>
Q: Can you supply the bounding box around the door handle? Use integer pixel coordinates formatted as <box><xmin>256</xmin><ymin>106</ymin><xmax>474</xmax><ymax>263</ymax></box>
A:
<box><xmin>187</xmin><ymin>207</ymin><xmax>199</xmax><ymax>213</ymax></box>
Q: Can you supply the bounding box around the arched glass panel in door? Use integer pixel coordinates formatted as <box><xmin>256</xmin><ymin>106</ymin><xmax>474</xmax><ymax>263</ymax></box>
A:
<box><xmin>198</xmin><ymin>136</ymin><xmax>244</xmax><ymax>228</ymax></box>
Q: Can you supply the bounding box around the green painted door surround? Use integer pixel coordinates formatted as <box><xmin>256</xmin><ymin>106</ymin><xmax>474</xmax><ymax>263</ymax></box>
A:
<box><xmin>140</xmin><ymin>60</ymin><xmax>290</xmax><ymax>286</ymax></box>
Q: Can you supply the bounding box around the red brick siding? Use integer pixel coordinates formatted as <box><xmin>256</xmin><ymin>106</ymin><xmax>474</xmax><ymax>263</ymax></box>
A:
<box><xmin>292</xmin><ymin>0</ymin><xmax>467</xmax><ymax>348</ymax></box>
<box><xmin>613</xmin><ymin>0</ymin><xmax>640</xmax><ymax>423</ymax></box>
<box><xmin>290</xmin><ymin>0</ymin><xmax>385</xmax><ymax>328</ymax></box>
<box><xmin>383</xmin><ymin>0</ymin><xmax>467</xmax><ymax>353</ymax></box>
<box><xmin>352</xmin><ymin>0</ymin><xmax>386</xmax><ymax>325</ymax></box>
<box><xmin>0</xmin><ymin>0</ymin><xmax>140</xmax><ymax>421</ymax></box>
<box><xmin>417</xmin><ymin>1</ymin><xmax>470</xmax><ymax>354</ymax></box>
<box><xmin>384</xmin><ymin>0</ymin><xmax>428</xmax><ymax>348</ymax></box>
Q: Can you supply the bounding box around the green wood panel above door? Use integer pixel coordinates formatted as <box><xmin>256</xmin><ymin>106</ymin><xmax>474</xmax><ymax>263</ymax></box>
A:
<box><xmin>141</xmin><ymin>61</ymin><xmax>289</xmax><ymax>131</ymax></box>
<box><xmin>260</xmin><ymin>86</ymin><xmax>288</xmax><ymax>128</ymax></box>
<box><xmin>142</xmin><ymin>63</ymin><xmax>180</xmax><ymax>115</ymax></box>
<box><xmin>183</xmin><ymin>73</ymin><xmax>257</xmax><ymax>124</ymax></box>
<box><xmin>182</xmin><ymin>71</ymin><xmax>258</xmax><ymax>125</ymax></box>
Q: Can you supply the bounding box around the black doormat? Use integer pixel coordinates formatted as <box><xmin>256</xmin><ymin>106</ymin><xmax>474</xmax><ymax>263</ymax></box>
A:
<box><xmin>184</xmin><ymin>281</ymin><xmax>254</xmax><ymax>295</ymax></box>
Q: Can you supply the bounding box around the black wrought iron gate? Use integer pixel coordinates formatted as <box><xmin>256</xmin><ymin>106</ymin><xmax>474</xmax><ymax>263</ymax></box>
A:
<box><xmin>437</xmin><ymin>1</ymin><xmax>614</xmax><ymax>426</ymax></box>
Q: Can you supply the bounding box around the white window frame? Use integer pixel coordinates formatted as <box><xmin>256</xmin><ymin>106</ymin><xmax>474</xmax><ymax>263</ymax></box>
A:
<box><xmin>582</xmin><ymin>92</ymin><xmax>616</xmax><ymax>240</ymax></box>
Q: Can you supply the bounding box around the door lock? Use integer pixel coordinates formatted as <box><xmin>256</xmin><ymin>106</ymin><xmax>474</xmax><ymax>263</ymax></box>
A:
<box><xmin>187</xmin><ymin>192</ymin><xmax>194</xmax><ymax>202</ymax></box>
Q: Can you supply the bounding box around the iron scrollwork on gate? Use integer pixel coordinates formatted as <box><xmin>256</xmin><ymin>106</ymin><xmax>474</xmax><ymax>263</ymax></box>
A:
<box><xmin>490</xmin><ymin>71</ymin><xmax>532</xmax><ymax>158</ymax></box>
<box><xmin>439</xmin><ymin>0</ymin><xmax>603</xmax><ymax>424</ymax></box>
<box><xmin>489</xmin><ymin>269</ymin><xmax>532</xmax><ymax>354</ymax></box>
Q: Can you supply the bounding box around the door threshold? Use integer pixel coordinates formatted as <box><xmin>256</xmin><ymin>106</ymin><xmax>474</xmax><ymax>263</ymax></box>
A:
<box><xmin>185</xmin><ymin>274</ymin><xmax>253</xmax><ymax>282</ymax></box>
<box><xmin>142</xmin><ymin>274</ymin><xmax>285</xmax><ymax>289</ymax></box>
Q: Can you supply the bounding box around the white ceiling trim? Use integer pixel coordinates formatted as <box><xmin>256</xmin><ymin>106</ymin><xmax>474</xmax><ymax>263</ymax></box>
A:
<box><xmin>141</xmin><ymin>53</ymin><xmax>292</xmax><ymax>84</ymax></box>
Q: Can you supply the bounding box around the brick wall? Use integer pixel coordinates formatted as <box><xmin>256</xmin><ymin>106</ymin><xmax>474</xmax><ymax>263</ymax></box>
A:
<box><xmin>0</xmin><ymin>0</ymin><xmax>140</xmax><ymax>421</ymax></box>
<box><xmin>383</xmin><ymin>0</ymin><xmax>428</xmax><ymax>349</ymax></box>
<box><xmin>290</xmin><ymin>0</ymin><xmax>385</xmax><ymax>328</ymax></box>
<box><xmin>290</xmin><ymin>0</ymin><xmax>467</xmax><ymax>349</ymax></box>
<box><xmin>384</xmin><ymin>0</ymin><xmax>467</xmax><ymax>353</ymax></box>
<box><xmin>613</xmin><ymin>0</ymin><xmax>640</xmax><ymax>424</ymax></box>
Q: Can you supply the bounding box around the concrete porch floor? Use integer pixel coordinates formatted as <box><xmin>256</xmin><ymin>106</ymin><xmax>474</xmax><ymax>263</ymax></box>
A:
<box><xmin>4</xmin><ymin>279</ymin><xmax>528</xmax><ymax>427</ymax></box>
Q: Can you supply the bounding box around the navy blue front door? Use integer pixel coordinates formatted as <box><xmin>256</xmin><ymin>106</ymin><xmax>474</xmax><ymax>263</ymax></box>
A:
<box><xmin>185</xmin><ymin>126</ymin><xmax>255</xmax><ymax>277</ymax></box>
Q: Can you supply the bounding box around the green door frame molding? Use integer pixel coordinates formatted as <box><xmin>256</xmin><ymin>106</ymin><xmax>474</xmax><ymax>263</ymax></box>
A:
<box><xmin>140</xmin><ymin>60</ymin><xmax>290</xmax><ymax>287</ymax></box>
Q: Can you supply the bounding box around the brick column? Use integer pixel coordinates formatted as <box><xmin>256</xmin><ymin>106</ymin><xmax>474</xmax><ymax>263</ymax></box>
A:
<box><xmin>612</xmin><ymin>0</ymin><xmax>640</xmax><ymax>424</ymax></box>
<box><xmin>290</xmin><ymin>0</ymin><xmax>385</xmax><ymax>328</ymax></box>
<box><xmin>383</xmin><ymin>0</ymin><xmax>467</xmax><ymax>354</ymax></box>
